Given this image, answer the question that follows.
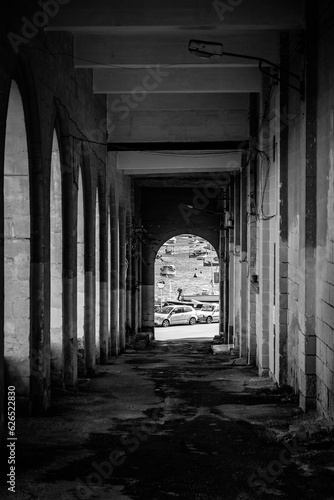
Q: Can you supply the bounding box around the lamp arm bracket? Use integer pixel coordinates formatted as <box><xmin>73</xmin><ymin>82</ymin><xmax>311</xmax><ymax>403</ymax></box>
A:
<box><xmin>258</xmin><ymin>60</ymin><xmax>304</xmax><ymax>99</ymax></box>
<box><xmin>221</xmin><ymin>50</ymin><xmax>304</xmax><ymax>99</ymax></box>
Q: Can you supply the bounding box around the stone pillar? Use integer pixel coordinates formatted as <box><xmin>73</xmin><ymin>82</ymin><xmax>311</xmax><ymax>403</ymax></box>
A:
<box><xmin>125</xmin><ymin>214</ymin><xmax>132</xmax><ymax>343</ymax></box>
<box><xmin>131</xmin><ymin>254</ymin><xmax>139</xmax><ymax>335</ymax></box>
<box><xmin>138</xmin><ymin>244</ymin><xmax>143</xmax><ymax>332</ymax></box>
<box><xmin>300</xmin><ymin>2</ymin><xmax>318</xmax><ymax>410</ymax></box>
<box><xmin>110</xmin><ymin>203</ymin><xmax>120</xmax><ymax>356</ymax></box>
<box><xmin>99</xmin><ymin>187</ymin><xmax>109</xmax><ymax>364</ymax></box>
<box><xmin>141</xmin><ymin>243</ymin><xmax>155</xmax><ymax>333</ymax></box>
<box><xmin>228</xmin><ymin>183</ymin><xmax>234</xmax><ymax>345</ymax></box>
<box><xmin>277</xmin><ymin>32</ymin><xmax>290</xmax><ymax>386</ymax></box>
<box><xmin>84</xmin><ymin>270</ymin><xmax>95</xmax><ymax>374</ymax></box>
<box><xmin>63</xmin><ymin>147</ymin><xmax>77</xmax><ymax>387</ymax></box>
<box><xmin>119</xmin><ymin>206</ymin><xmax>126</xmax><ymax>350</ymax></box>
<box><xmin>233</xmin><ymin>174</ymin><xmax>241</xmax><ymax>349</ymax></box>
<box><xmin>84</xmin><ymin>177</ymin><xmax>95</xmax><ymax>376</ymax></box>
<box><xmin>240</xmin><ymin>154</ymin><xmax>248</xmax><ymax>358</ymax></box>
<box><xmin>247</xmin><ymin>93</ymin><xmax>259</xmax><ymax>365</ymax></box>
<box><xmin>219</xmin><ymin>228</ymin><xmax>226</xmax><ymax>338</ymax></box>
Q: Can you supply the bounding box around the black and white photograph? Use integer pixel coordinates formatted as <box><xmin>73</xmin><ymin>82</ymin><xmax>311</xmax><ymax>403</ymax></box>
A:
<box><xmin>1</xmin><ymin>1</ymin><xmax>334</xmax><ymax>498</ymax></box>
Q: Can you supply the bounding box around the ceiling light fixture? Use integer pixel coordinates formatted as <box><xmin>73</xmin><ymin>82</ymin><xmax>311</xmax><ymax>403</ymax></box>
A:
<box><xmin>188</xmin><ymin>39</ymin><xmax>304</xmax><ymax>99</ymax></box>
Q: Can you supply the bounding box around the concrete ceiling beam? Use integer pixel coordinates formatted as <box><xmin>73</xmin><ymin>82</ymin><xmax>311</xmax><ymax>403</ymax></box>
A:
<box><xmin>46</xmin><ymin>0</ymin><xmax>303</xmax><ymax>31</ymax></box>
<box><xmin>108</xmin><ymin>141</ymin><xmax>248</xmax><ymax>151</ymax></box>
<box><xmin>107</xmin><ymin>109</ymin><xmax>248</xmax><ymax>143</ymax></box>
<box><xmin>107</xmin><ymin>93</ymin><xmax>249</xmax><ymax>111</ymax></box>
<box><xmin>133</xmin><ymin>176</ymin><xmax>233</xmax><ymax>187</ymax></box>
<box><xmin>74</xmin><ymin>32</ymin><xmax>279</xmax><ymax>67</ymax></box>
<box><xmin>94</xmin><ymin>67</ymin><xmax>261</xmax><ymax>94</ymax></box>
<box><xmin>116</xmin><ymin>151</ymin><xmax>241</xmax><ymax>175</ymax></box>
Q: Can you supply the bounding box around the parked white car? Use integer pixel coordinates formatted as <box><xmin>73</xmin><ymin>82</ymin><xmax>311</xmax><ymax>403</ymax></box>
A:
<box><xmin>154</xmin><ymin>305</ymin><xmax>198</xmax><ymax>327</ymax></box>
<box><xmin>197</xmin><ymin>304</ymin><xmax>219</xmax><ymax>323</ymax></box>
<box><xmin>160</xmin><ymin>264</ymin><xmax>176</xmax><ymax>276</ymax></box>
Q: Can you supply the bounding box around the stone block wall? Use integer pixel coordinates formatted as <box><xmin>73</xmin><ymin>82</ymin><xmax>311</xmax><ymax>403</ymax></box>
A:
<box><xmin>315</xmin><ymin>12</ymin><xmax>334</xmax><ymax>420</ymax></box>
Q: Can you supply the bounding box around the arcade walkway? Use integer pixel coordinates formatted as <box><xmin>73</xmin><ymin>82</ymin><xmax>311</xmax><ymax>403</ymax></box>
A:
<box><xmin>2</xmin><ymin>340</ymin><xmax>333</xmax><ymax>500</ymax></box>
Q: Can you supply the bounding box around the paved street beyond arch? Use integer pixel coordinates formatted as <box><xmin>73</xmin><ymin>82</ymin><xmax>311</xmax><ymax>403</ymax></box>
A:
<box><xmin>1</xmin><ymin>339</ymin><xmax>334</xmax><ymax>500</ymax></box>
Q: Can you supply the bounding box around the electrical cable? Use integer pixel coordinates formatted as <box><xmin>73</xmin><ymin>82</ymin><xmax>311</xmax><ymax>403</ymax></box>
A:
<box><xmin>54</xmin><ymin>97</ymin><xmax>107</xmax><ymax>167</ymax></box>
<box><xmin>259</xmin><ymin>80</ymin><xmax>277</xmax><ymax>128</ymax></box>
<box><xmin>258</xmin><ymin>152</ymin><xmax>276</xmax><ymax>221</ymax></box>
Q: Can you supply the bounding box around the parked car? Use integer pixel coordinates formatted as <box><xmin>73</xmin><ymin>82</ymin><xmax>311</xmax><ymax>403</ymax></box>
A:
<box><xmin>160</xmin><ymin>264</ymin><xmax>176</xmax><ymax>276</ymax></box>
<box><xmin>194</xmin><ymin>302</ymin><xmax>205</xmax><ymax>310</ymax></box>
<box><xmin>197</xmin><ymin>303</ymin><xmax>219</xmax><ymax>323</ymax></box>
<box><xmin>154</xmin><ymin>305</ymin><xmax>198</xmax><ymax>327</ymax></box>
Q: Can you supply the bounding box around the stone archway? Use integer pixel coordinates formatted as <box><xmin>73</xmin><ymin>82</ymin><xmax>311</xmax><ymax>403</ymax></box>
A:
<box><xmin>155</xmin><ymin>234</ymin><xmax>219</xmax><ymax>306</ymax></box>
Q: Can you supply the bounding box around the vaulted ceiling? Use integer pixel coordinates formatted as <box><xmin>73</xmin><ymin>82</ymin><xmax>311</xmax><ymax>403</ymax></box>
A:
<box><xmin>46</xmin><ymin>0</ymin><xmax>304</xmax><ymax>178</ymax></box>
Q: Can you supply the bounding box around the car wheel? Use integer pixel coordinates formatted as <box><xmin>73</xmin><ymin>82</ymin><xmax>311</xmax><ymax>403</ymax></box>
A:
<box><xmin>162</xmin><ymin>319</ymin><xmax>170</xmax><ymax>327</ymax></box>
<box><xmin>206</xmin><ymin>316</ymin><xmax>213</xmax><ymax>324</ymax></box>
<box><xmin>189</xmin><ymin>317</ymin><xmax>196</xmax><ymax>325</ymax></box>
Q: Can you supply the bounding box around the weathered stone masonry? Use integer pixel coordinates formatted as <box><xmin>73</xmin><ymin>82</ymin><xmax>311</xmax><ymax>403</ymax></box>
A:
<box><xmin>1</xmin><ymin>0</ymin><xmax>334</xmax><ymax>444</ymax></box>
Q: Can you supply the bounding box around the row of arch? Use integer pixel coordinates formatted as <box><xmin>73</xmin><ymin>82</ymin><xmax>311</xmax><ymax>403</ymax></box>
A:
<box><xmin>2</xmin><ymin>76</ymin><xmax>136</xmax><ymax>413</ymax></box>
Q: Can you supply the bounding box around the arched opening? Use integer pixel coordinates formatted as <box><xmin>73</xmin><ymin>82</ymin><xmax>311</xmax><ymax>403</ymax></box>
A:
<box><xmin>50</xmin><ymin>130</ymin><xmax>63</xmax><ymax>387</ymax></box>
<box><xmin>95</xmin><ymin>188</ymin><xmax>100</xmax><ymax>363</ymax></box>
<box><xmin>77</xmin><ymin>169</ymin><xmax>85</xmax><ymax>375</ymax></box>
<box><xmin>4</xmin><ymin>80</ymin><xmax>31</xmax><ymax>408</ymax></box>
<box><xmin>154</xmin><ymin>234</ymin><xmax>220</xmax><ymax>340</ymax></box>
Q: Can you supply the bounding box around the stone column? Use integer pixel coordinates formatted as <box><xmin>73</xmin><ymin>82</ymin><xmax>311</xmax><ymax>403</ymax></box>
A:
<box><xmin>240</xmin><ymin>155</ymin><xmax>248</xmax><ymax>358</ymax></box>
<box><xmin>300</xmin><ymin>2</ymin><xmax>318</xmax><ymax>410</ymax></box>
<box><xmin>141</xmin><ymin>243</ymin><xmax>155</xmax><ymax>333</ymax></box>
<box><xmin>99</xmin><ymin>187</ymin><xmax>109</xmax><ymax>364</ymax></box>
<box><xmin>247</xmin><ymin>93</ymin><xmax>259</xmax><ymax>365</ymax></box>
<box><xmin>125</xmin><ymin>214</ymin><xmax>132</xmax><ymax>343</ymax></box>
<box><xmin>63</xmin><ymin>145</ymin><xmax>77</xmax><ymax>388</ymax></box>
<box><xmin>110</xmin><ymin>202</ymin><xmax>120</xmax><ymax>356</ymax></box>
<box><xmin>119</xmin><ymin>206</ymin><xmax>126</xmax><ymax>350</ymax></box>
<box><xmin>233</xmin><ymin>174</ymin><xmax>241</xmax><ymax>349</ymax></box>
<box><xmin>131</xmin><ymin>254</ymin><xmax>139</xmax><ymax>335</ymax></box>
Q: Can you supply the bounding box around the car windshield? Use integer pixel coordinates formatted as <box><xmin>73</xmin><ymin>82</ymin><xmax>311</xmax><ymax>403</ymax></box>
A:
<box><xmin>201</xmin><ymin>305</ymin><xmax>214</xmax><ymax>311</ymax></box>
<box><xmin>159</xmin><ymin>306</ymin><xmax>174</xmax><ymax>314</ymax></box>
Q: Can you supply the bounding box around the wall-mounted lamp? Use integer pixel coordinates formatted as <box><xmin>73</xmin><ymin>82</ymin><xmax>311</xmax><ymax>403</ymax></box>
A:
<box><xmin>188</xmin><ymin>39</ymin><xmax>304</xmax><ymax>100</ymax></box>
<box><xmin>188</xmin><ymin>40</ymin><xmax>224</xmax><ymax>59</ymax></box>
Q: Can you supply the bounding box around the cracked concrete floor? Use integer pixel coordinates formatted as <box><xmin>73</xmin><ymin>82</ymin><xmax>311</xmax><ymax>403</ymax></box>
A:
<box><xmin>1</xmin><ymin>339</ymin><xmax>334</xmax><ymax>499</ymax></box>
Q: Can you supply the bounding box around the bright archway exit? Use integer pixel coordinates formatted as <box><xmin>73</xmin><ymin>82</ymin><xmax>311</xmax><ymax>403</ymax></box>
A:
<box><xmin>154</xmin><ymin>234</ymin><xmax>220</xmax><ymax>340</ymax></box>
